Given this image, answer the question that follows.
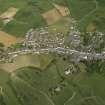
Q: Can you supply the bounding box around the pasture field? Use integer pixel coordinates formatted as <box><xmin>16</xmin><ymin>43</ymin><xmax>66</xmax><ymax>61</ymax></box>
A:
<box><xmin>0</xmin><ymin>55</ymin><xmax>105</xmax><ymax>105</ymax></box>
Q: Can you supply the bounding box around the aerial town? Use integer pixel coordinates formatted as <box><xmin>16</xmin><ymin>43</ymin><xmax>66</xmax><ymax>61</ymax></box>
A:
<box><xmin>0</xmin><ymin>0</ymin><xmax>105</xmax><ymax>105</ymax></box>
<box><xmin>0</xmin><ymin>17</ymin><xmax>105</xmax><ymax>64</ymax></box>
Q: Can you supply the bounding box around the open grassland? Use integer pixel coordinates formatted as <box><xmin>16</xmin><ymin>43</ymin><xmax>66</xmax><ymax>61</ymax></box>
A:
<box><xmin>1</xmin><ymin>56</ymin><xmax>105</xmax><ymax>105</ymax></box>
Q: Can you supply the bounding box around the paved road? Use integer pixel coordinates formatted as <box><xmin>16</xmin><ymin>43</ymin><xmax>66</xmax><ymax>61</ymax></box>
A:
<box><xmin>8</xmin><ymin>47</ymin><xmax>105</xmax><ymax>61</ymax></box>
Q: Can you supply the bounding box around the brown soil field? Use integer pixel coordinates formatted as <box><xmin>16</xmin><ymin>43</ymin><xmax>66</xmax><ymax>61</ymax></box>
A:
<box><xmin>42</xmin><ymin>9</ymin><xmax>62</xmax><ymax>25</ymax></box>
<box><xmin>0</xmin><ymin>31</ymin><xmax>22</xmax><ymax>47</ymax></box>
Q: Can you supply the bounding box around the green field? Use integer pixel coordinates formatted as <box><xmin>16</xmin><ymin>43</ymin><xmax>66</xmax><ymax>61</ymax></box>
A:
<box><xmin>0</xmin><ymin>0</ymin><xmax>55</xmax><ymax>37</ymax></box>
<box><xmin>0</xmin><ymin>0</ymin><xmax>72</xmax><ymax>37</ymax></box>
<box><xmin>0</xmin><ymin>0</ymin><xmax>105</xmax><ymax>37</ymax></box>
<box><xmin>0</xmin><ymin>0</ymin><xmax>105</xmax><ymax>105</ymax></box>
<box><xmin>53</xmin><ymin>0</ymin><xmax>105</xmax><ymax>32</ymax></box>
<box><xmin>0</xmin><ymin>55</ymin><xmax>105</xmax><ymax>105</ymax></box>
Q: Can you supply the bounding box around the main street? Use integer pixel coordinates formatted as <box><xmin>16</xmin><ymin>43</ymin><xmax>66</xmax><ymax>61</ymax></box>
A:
<box><xmin>8</xmin><ymin>47</ymin><xmax>105</xmax><ymax>62</ymax></box>
<box><xmin>1</xmin><ymin>19</ymin><xmax>105</xmax><ymax>63</ymax></box>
